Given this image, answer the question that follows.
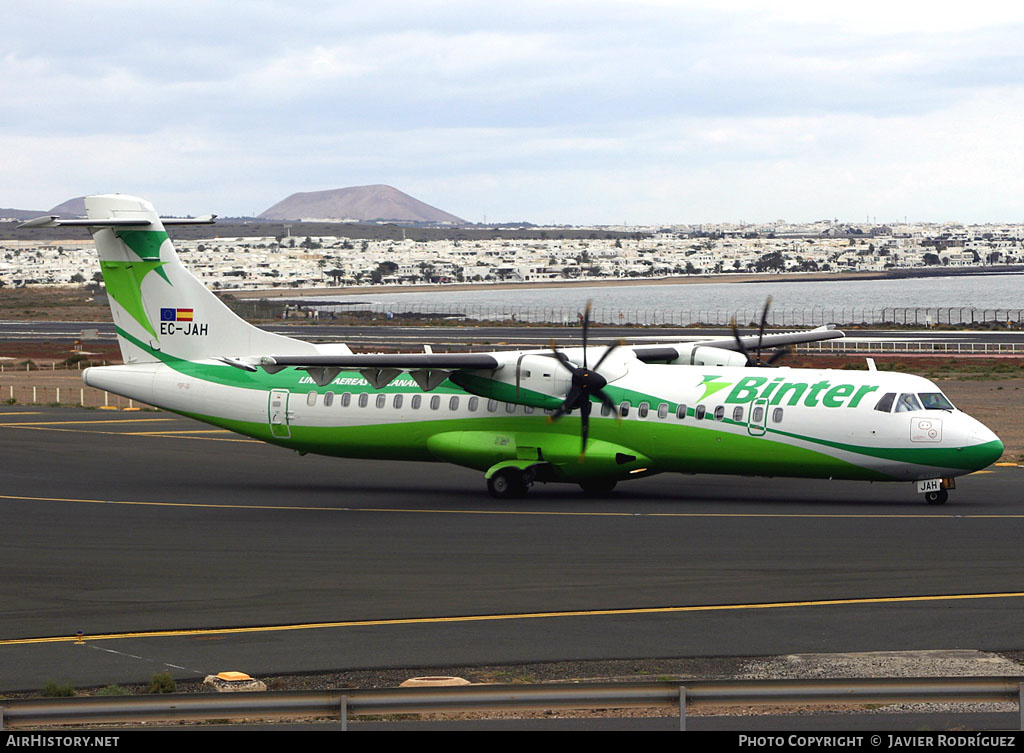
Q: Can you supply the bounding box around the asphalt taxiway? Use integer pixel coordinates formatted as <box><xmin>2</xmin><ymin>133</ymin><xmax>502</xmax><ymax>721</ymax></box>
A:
<box><xmin>0</xmin><ymin>406</ymin><xmax>1022</xmax><ymax>691</ymax></box>
<box><xmin>5</xmin><ymin>320</ymin><xmax>1024</xmax><ymax>349</ymax></box>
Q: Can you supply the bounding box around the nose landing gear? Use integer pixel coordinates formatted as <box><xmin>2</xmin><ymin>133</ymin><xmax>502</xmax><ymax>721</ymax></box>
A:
<box><xmin>918</xmin><ymin>478</ymin><xmax>954</xmax><ymax>505</ymax></box>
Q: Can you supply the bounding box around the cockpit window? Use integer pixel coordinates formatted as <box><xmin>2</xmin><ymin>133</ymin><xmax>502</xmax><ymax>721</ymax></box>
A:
<box><xmin>919</xmin><ymin>392</ymin><xmax>954</xmax><ymax>411</ymax></box>
<box><xmin>895</xmin><ymin>393</ymin><xmax>923</xmax><ymax>413</ymax></box>
<box><xmin>874</xmin><ymin>393</ymin><xmax>896</xmax><ymax>413</ymax></box>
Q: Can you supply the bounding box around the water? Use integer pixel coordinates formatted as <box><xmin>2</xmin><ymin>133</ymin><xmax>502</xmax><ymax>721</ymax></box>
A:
<box><xmin>294</xmin><ymin>272</ymin><xmax>1024</xmax><ymax>325</ymax></box>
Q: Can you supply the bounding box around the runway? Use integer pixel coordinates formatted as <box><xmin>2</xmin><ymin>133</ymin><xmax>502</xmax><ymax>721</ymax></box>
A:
<box><xmin>1</xmin><ymin>406</ymin><xmax>1022</xmax><ymax>691</ymax></box>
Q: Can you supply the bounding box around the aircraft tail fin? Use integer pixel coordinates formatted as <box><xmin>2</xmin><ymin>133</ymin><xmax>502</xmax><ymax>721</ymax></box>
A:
<box><xmin>25</xmin><ymin>194</ymin><xmax>318</xmax><ymax>363</ymax></box>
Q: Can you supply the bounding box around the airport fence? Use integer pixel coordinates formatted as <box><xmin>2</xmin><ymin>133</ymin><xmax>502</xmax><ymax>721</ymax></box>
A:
<box><xmin>798</xmin><ymin>340</ymin><xmax>1024</xmax><ymax>355</ymax></box>
<box><xmin>0</xmin><ymin>383</ymin><xmax>148</xmax><ymax>409</ymax></box>
<box><xmin>306</xmin><ymin>302</ymin><xmax>1024</xmax><ymax>328</ymax></box>
<box><xmin>1</xmin><ymin>676</ymin><xmax>1022</xmax><ymax>730</ymax></box>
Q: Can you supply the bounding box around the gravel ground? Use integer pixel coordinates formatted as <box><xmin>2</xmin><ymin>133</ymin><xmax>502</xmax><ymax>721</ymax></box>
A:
<box><xmin>30</xmin><ymin>650</ymin><xmax>1019</xmax><ymax>725</ymax></box>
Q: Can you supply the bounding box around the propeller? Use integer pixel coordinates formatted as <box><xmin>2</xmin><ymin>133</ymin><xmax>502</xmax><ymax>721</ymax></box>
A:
<box><xmin>730</xmin><ymin>296</ymin><xmax>790</xmax><ymax>367</ymax></box>
<box><xmin>543</xmin><ymin>302</ymin><xmax>623</xmax><ymax>459</ymax></box>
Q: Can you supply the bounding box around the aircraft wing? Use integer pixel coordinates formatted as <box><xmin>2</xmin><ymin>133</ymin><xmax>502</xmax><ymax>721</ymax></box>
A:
<box><xmin>230</xmin><ymin>325</ymin><xmax>843</xmax><ymax>388</ymax></box>
<box><xmin>631</xmin><ymin>325</ymin><xmax>844</xmax><ymax>362</ymax></box>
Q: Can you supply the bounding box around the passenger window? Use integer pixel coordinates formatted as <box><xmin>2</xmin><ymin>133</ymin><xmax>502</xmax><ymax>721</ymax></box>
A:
<box><xmin>524</xmin><ymin>406</ymin><xmax>534</xmax><ymax>414</ymax></box>
<box><xmin>306</xmin><ymin>391</ymin><xmax>317</xmax><ymax>407</ymax></box>
<box><xmin>874</xmin><ymin>393</ymin><xmax>896</xmax><ymax>413</ymax></box>
<box><xmin>468</xmin><ymin>396</ymin><xmax>479</xmax><ymax>412</ymax></box>
<box><xmin>732</xmin><ymin>406</ymin><xmax>743</xmax><ymax>422</ymax></box>
<box><xmin>619</xmin><ymin>401</ymin><xmax>630</xmax><ymax>417</ymax></box>
<box><xmin>895</xmin><ymin>393</ymin><xmax>922</xmax><ymax>413</ymax></box>
<box><xmin>411</xmin><ymin>394</ymin><xmax>422</xmax><ymax>409</ymax></box>
<box><xmin>323</xmin><ymin>391</ymin><xmax>334</xmax><ymax>407</ymax></box>
<box><xmin>638</xmin><ymin>402</ymin><xmax>649</xmax><ymax>418</ymax></box>
<box><xmin>752</xmin><ymin>406</ymin><xmax>764</xmax><ymax>423</ymax></box>
<box><xmin>658</xmin><ymin>403</ymin><xmax>669</xmax><ymax>419</ymax></box>
<box><xmin>357</xmin><ymin>393</ymin><xmax>369</xmax><ymax>408</ymax></box>
<box><xmin>430</xmin><ymin>395</ymin><xmax>440</xmax><ymax>410</ymax></box>
<box><xmin>506</xmin><ymin>402</ymin><xmax>516</xmax><ymax>413</ymax></box>
<box><xmin>676</xmin><ymin>404</ymin><xmax>687</xmax><ymax>419</ymax></box>
<box><xmin>714</xmin><ymin>405</ymin><xmax>725</xmax><ymax>421</ymax></box>
<box><xmin>487</xmin><ymin>399</ymin><xmax>498</xmax><ymax>412</ymax></box>
<box><xmin>341</xmin><ymin>392</ymin><xmax>351</xmax><ymax>407</ymax></box>
<box><xmin>695</xmin><ymin>405</ymin><xmax>706</xmax><ymax>420</ymax></box>
<box><xmin>600</xmin><ymin>403</ymin><xmax>611</xmax><ymax>417</ymax></box>
<box><xmin>375</xmin><ymin>394</ymin><xmax>386</xmax><ymax>409</ymax></box>
<box><xmin>772</xmin><ymin>407</ymin><xmax>784</xmax><ymax>423</ymax></box>
<box><xmin>449</xmin><ymin>396</ymin><xmax>459</xmax><ymax>411</ymax></box>
<box><xmin>393</xmin><ymin>394</ymin><xmax>403</xmax><ymax>409</ymax></box>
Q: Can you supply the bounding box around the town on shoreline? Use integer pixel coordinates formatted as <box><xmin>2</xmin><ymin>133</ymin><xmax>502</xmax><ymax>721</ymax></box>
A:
<box><xmin>3</xmin><ymin>218</ymin><xmax>1022</xmax><ymax>293</ymax></box>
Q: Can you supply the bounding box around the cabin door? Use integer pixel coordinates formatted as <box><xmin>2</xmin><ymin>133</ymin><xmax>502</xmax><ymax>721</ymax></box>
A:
<box><xmin>268</xmin><ymin>389</ymin><xmax>292</xmax><ymax>439</ymax></box>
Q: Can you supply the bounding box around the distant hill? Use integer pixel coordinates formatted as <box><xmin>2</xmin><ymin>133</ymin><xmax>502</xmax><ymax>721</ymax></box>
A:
<box><xmin>0</xmin><ymin>197</ymin><xmax>90</xmax><ymax>220</ymax></box>
<box><xmin>0</xmin><ymin>206</ymin><xmax>47</xmax><ymax>221</ymax></box>
<box><xmin>258</xmin><ymin>185</ymin><xmax>465</xmax><ymax>224</ymax></box>
<box><xmin>49</xmin><ymin>197</ymin><xmax>88</xmax><ymax>216</ymax></box>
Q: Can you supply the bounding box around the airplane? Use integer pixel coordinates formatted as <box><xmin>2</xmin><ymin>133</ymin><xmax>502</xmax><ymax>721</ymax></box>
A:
<box><xmin>20</xmin><ymin>194</ymin><xmax>1003</xmax><ymax>504</ymax></box>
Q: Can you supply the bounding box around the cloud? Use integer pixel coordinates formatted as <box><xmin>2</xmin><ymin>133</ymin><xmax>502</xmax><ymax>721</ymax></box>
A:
<box><xmin>1</xmin><ymin>1</ymin><xmax>1023</xmax><ymax>221</ymax></box>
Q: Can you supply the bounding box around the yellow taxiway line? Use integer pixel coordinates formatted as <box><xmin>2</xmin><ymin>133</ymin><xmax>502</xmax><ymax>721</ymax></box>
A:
<box><xmin>0</xmin><ymin>420</ymin><xmax>258</xmax><ymax>442</ymax></box>
<box><xmin>1</xmin><ymin>493</ymin><xmax>1023</xmax><ymax>519</ymax></box>
<box><xmin>3</xmin><ymin>591</ymin><xmax>1023</xmax><ymax>646</ymax></box>
<box><xmin>0</xmin><ymin>418</ymin><xmax>176</xmax><ymax>426</ymax></box>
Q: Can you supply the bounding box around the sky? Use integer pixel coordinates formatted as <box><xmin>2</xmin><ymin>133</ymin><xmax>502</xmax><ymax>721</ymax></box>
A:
<box><xmin>2</xmin><ymin>1</ymin><xmax>1023</xmax><ymax>224</ymax></box>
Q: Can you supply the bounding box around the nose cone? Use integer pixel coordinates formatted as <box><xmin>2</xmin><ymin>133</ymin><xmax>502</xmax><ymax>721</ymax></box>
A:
<box><xmin>969</xmin><ymin>426</ymin><xmax>1003</xmax><ymax>469</ymax></box>
<box><xmin>955</xmin><ymin>411</ymin><xmax>1003</xmax><ymax>470</ymax></box>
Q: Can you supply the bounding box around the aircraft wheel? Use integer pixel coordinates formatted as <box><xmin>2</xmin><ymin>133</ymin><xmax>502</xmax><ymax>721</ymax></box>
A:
<box><xmin>579</xmin><ymin>478</ymin><xmax>618</xmax><ymax>495</ymax></box>
<box><xmin>487</xmin><ymin>468</ymin><xmax>529</xmax><ymax>499</ymax></box>
<box><xmin>924</xmin><ymin>489</ymin><xmax>948</xmax><ymax>505</ymax></box>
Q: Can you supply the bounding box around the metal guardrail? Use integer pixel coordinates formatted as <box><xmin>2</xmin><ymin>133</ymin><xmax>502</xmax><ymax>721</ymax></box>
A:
<box><xmin>2</xmin><ymin>677</ymin><xmax>1022</xmax><ymax>730</ymax></box>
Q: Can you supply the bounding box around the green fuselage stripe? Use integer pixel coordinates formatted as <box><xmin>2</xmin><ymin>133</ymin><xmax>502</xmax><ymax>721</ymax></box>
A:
<box><xmin>110</xmin><ymin>325</ymin><xmax>997</xmax><ymax>480</ymax></box>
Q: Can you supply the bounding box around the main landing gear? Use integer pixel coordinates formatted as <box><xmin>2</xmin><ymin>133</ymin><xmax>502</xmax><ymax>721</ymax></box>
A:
<box><xmin>487</xmin><ymin>467</ymin><xmax>534</xmax><ymax>499</ymax></box>
<box><xmin>486</xmin><ymin>467</ymin><xmax>622</xmax><ymax>499</ymax></box>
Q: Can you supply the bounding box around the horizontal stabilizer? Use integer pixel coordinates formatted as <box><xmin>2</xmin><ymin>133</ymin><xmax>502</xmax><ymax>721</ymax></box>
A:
<box><xmin>18</xmin><ymin>215</ymin><xmax>216</xmax><ymax>229</ymax></box>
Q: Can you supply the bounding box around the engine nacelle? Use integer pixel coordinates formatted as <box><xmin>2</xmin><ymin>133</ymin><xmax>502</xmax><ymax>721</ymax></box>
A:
<box><xmin>666</xmin><ymin>344</ymin><xmax>749</xmax><ymax>367</ymax></box>
<box><xmin>448</xmin><ymin>354</ymin><xmax>569</xmax><ymax>410</ymax></box>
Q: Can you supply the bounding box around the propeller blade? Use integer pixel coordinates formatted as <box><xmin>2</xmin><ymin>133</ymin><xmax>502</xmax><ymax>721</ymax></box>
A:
<box><xmin>766</xmin><ymin>346</ymin><xmax>789</xmax><ymax>365</ymax></box>
<box><xmin>541</xmin><ymin>339</ymin><xmax>576</xmax><ymax>370</ymax></box>
<box><xmin>756</xmin><ymin>296</ymin><xmax>772</xmax><ymax>362</ymax></box>
<box><xmin>597</xmin><ymin>390</ymin><xmax>622</xmax><ymax>424</ymax></box>
<box><xmin>731</xmin><ymin>317</ymin><xmax>756</xmax><ymax>367</ymax></box>
<box><xmin>541</xmin><ymin>301</ymin><xmax>622</xmax><ymax>458</ymax></box>
<box><xmin>592</xmin><ymin>339</ymin><xmax>626</xmax><ymax>372</ymax></box>
<box><xmin>581</xmin><ymin>301</ymin><xmax>592</xmax><ymax>369</ymax></box>
<box><xmin>579</xmin><ymin>400</ymin><xmax>592</xmax><ymax>460</ymax></box>
<box><xmin>548</xmin><ymin>385</ymin><xmax>583</xmax><ymax>422</ymax></box>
